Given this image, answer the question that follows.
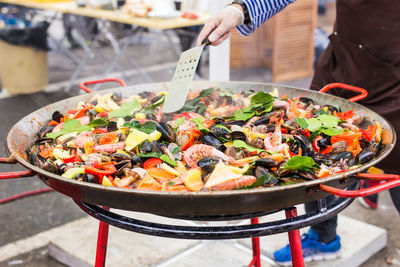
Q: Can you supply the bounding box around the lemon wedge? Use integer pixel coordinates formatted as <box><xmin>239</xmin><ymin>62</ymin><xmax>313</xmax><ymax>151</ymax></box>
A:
<box><xmin>125</xmin><ymin>129</ymin><xmax>149</xmax><ymax>151</ymax></box>
<box><xmin>183</xmin><ymin>168</ymin><xmax>204</xmax><ymax>191</ymax></box>
<box><xmin>227</xmin><ymin>164</ymin><xmax>250</xmax><ymax>174</ymax></box>
<box><xmin>205</xmin><ymin>161</ymin><xmax>242</xmax><ymax>189</ymax></box>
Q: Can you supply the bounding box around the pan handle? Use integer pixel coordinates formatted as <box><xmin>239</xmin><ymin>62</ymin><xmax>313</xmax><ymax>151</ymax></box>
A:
<box><xmin>0</xmin><ymin>156</ymin><xmax>34</xmax><ymax>179</ymax></box>
<box><xmin>79</xmin><ymin>78</ymin><xmax>126</xmax><ymax>94</ymax></box>
<box><xmin>319</xmin><ymin>83</ymin><xmax>368</xmax><ymax>102</ymax></box>
<box><xmin>319</xmin><ymin>173</ymin><xmax>400</xmax><ymax>197</ymax></box>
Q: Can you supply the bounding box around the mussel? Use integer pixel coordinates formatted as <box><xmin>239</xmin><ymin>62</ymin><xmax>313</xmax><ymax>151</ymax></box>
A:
<box><xmin>156</xmin><ymin>122</ymin><xmax>175</xmax><ymax>143</ymax></box>
<box><xmin>321</xmin><ymin>104</ymin><xmax>339</xmax><ymax>114</ymax></box>
<box><xmin>38</xmin><ymin>125</ymin><xmax>55</xmax><ymax>138</ymax></box>
<box><xmin>111</xmin><ymin>92</ymin><xmax>122</xmax><ymax>103</ymax></box>
<box><xmin>355</xmin><ymin>148</ymin><xmax>374</xmax><ymax>164</ymax></box>
<box><xmin>139</xmin><ymin>141</ymin><xmax>153</xmax><ymax>153</ymax></box>
<box><xmin>231</xmin><ymin>131</ymin><xmax>247</xmax><ymax>141</ymax></box>
<box><xmin>255</xmin><ymin>166</ymin><xmax>278</xmax><ymax>185</ymax></box>
<box><xmin>198</xmin><ymin>156</ymin><xmax>220</xmax><ymax>173</ymax></box>
<box><xmin>328</xmin><ymin>151</ymin><xmax>353</xmax><ymax>161</ymax></box>
<box><xmin>151</xmin><ymin>141</ymin><xmax>164</xmax><ymax>154</ymax></box>
<box><xmin>299</xmin><ymin>97</ymin><xmax>314</xmax><ymax>108</ymax></box>
<box><xmin>202</xmin><ymin>134</ymin><xmax>226</xmax><ymax>151</ymax></box>
<box><xmin>114</xmin><ymin>160</ymin><xmax>132</xmax><ymax>177</ymax></box>
<box><xmin>253</xmin><ymin>116</ymin><xmax>270</xmax><ymax>126</ymax></box>
<box><xmin>299</xmin><ymin>171</ymin><xmax>318</xmax><ymax>180</ymax></box>
<box><xmin>52</xmin><ymin>111</ymin><xmax>64</xmax><ymax>123</ymax></box>
<box><xmin>107</xmin><ymin>121</ymin><xmax>118</xmax><ymax>132</ymax></box>
<box><xmin>254</xmin><ymin>158</ymin><xmax>279</xmax><ymax>168</ymax></box>
<box><xmin>210</xmin><ymin>126</ymin><xmax>231</xmax><ymax>140</ymax></box>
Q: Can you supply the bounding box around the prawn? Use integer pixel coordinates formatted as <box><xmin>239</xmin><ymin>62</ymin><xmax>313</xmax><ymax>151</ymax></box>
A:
<box><xmin>93</xmin><ymin>142</ymin><xmax>126</xmax><ymax>153</ymax></box>
<box><xmin>183</xmin><ymin>144</ymin><xmax>245</xmax><ymax>168</ymax></box>
<box><xmin>210</xmin><ymin>175</ymin><xmax>257</xmax><ymax>191</ymax></box>
<box><xmin>264</xmin><ymin>123</ymin><xmax>289</xmax><ymax>152</ymax></box>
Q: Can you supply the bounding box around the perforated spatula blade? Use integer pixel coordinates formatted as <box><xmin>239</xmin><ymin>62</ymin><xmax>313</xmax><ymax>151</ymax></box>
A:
<box><xmin>163</xmin><ymin>39</ymin><xmax>211</xmax><ymax>113</ymax></box>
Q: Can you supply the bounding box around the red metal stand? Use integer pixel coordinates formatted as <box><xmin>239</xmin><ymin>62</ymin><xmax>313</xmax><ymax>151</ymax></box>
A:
<box><xmin>286</xmin><ymin>207</ymin><xmax>304</xmax><ymax>267</ymax></box>
<box><xmin>248</xmin><ymin>217</ymin><xmax>261</xmax><ymax>267</ymax></box>
<box><xmin>95</xmin><ymin>207</ymin><xmax>110</xmax><ymax>267</ymax></box>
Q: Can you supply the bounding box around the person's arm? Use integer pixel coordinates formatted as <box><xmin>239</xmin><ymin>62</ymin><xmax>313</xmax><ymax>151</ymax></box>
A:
<box><xmin>196</xmin><ymin>0</ymin><xmax>295</xmax><ymax>46</ymax></box>
<box><xmin>237</xmin><ymin>0</ymin><xmax>295</xmax><ymax>36</ymax></box>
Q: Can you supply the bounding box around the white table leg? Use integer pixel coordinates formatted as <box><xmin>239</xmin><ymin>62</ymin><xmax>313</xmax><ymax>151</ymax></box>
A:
<box><xmin>209</xmin><ymin>0</ymin><xmax>230</xmax><ymax>81</ymax></box>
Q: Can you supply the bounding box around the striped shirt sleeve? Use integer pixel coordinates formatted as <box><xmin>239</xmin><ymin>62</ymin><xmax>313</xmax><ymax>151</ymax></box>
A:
<box><xmin>237</xmin><ymin>0</ymin><xmax>296</xmax><ymax>36</ymax></box>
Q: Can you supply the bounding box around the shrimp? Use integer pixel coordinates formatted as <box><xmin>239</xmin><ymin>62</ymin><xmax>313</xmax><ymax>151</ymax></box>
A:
<box><xmin>93</xmin><ymin>142</ymin><xmax>125</xmax><ymax>153</ymax></box>
<box><xmin>113</xmin><ymin>176</ymin><xmax>135</xmax><ymax>188</ymax></box>
<box><xmin>183</xmin><ymin>144</ymin><xmax>245</xmax><ymax>168</ymax></box>
<box><xmin>74</xmin><ymin>131</ymin><xmax>93</xmax><ymax>148</ymax></box>
<box><xmin>264</xmin><ymin>123</ymin><xmax>289</xmax><ymax>152</ymax></box>
<box><xmin>210</xmin><ymin>175</ymin><xmax>257</xmax><ymax>191</ymax></box>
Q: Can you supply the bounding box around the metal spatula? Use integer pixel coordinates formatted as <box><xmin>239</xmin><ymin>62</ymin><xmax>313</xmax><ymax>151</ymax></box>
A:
<box><xmin>162</xmin><ymin>39</ymin><xmax>211</xmax><ymax>113</ymax></box>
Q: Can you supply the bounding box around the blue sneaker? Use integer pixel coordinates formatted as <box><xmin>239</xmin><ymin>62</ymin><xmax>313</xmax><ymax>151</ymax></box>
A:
<box><xmin>273</xmin><ymin>229</ymin><xmax>341</xmax><ymax>266</ymax></box>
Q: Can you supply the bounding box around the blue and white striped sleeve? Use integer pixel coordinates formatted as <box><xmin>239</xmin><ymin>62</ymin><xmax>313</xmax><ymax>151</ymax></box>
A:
<box><xmin>237</xmin><ymin>0</ymin><xmax>296</xmax><ymax>36</ymax></box>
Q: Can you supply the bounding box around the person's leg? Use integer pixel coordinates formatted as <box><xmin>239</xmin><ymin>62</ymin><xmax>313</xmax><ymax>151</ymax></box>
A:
<box><xmin>305</xmin><ymin>195</ymin><xmax>337</xmax><ymax>243</ymax></box>
<box><xmin>389</xmin><ymin>186</ymin><xmax>400</xmax><ymax>214</ymax></box>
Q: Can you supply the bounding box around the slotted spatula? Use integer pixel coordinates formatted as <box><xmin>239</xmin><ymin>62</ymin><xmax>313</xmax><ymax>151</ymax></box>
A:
<box><xmin>162</xmin><ymin>39</ymin><xmax>211</xmax><ymax>113</ymax></box>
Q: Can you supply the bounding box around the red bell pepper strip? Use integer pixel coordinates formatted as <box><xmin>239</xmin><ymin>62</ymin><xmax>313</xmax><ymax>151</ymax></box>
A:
<box><xmin>63</xmin><ymin>155</ymin><xmax>82</xmax><ymax>164</ymax></box>
<box><xmin>48</xmin><ymin>120</ymin><xmax>59</xmax><ymax>126</ymax></box>
<box><xmin>312</xmin><ymin>135</ymin><xmax>323</xmax><ymax>153</ymax></box>
<box><xmin>181</xmin><ymin>132</ymin><xmax>195</xmax><ymax>151</ymax></box>
<box><xmin>321</xmin><ymin>145</ymin><xmax>333</xmax><ymax>155</ymax></box>
<box><xmin>173</xmin><ymin>112</ymin><xmax>192</xmax><ymax>121</ymax></box>
<box><xmin>302</xmin><ymin>129</ymin><xmax>310</xmax><ymax>138</ymax></box>
<box><xmin>84</xmin><ymin>163</ymin><xmax>116</xmax><ymax>176</ymax></box>
<box><xmin>335</xmin><ymin>109</ymin><xmax>355</xmax><ymax>121</ymax></box>
<box><xmin>143</xmin><ymin>158</ymin><xmax>163</xmax><ymax>169</ymax></box>
<box><xmin>93</xmin><ymin>128</ymin><xmax>108</xmax><ymax>134</ymax></box>
<box><xmin>202</xmin><ymin>119</ymin><xmax>215</xmax><ymax>129</ymax></box>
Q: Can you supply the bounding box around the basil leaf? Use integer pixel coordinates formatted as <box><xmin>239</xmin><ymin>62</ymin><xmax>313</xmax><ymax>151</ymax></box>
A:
<box><xmin>308</xmin><ymin>130</ymin><xmax>321</xmax><ymax>141</ymax></box>
<box><xmin>199</xmin><ymin>88</ymin><xmax>214</xmax><ymax>97</ymax></box>
<box><xmin>294</xmin><ymin>118</ymin><xmax>308</xmax><ymax>129</ymax></box>
<box><xmin>175</xmin><ymin>117</ymin><xmax>185</xmax><ymax>127</ymax></box>
<box><xmin>172</xmin><ymin>146</ymin><xmax>182</xmax><ymax>154</ymax></box>
<box><xmin>145</xmin><ymin>95</ymin><xmax>165</xmax><ymax>111</ymax></box>
<box><xmin>137</xmin><ymin>121</ymin><xmax>157</xmax><ymax>134</ymax></box>
<box><xmin>46</xmin><ymin>119</ymin><xmax>91</xmax><ymax>139</ymax></box>
<box><xmin>313</xmin><ymin>109</ymin><xmax>330</xmax><ymax>116</ymax></box>
<box><xmin>283</xmin><ymin>156</ymin><xmax>319</xmax><ymax>171</ymax></box>
<box><xmin>167</xmin><ymin>181</ymin><xmax>175</xmax><ymax>186</ymax></box>
<box><xmin>318</xmin><ymin>114</ymin><xmax>340</xmax><ymax>128</ymax></box>
<box><xmin>305</xmin><ymin>118</ymin><xmax>322</xmax><ymax>132</ymax></box>
<box><xmin>88</xmin><ymin>118</ymin><xmax>107</xmax><ymax>128</ymax></box>
<box><xmin>251</xmin><ymin>92</ymin><xmax>274</xmax><ymax>108</ymax></box>
<box><xmin>233</xmin><ymin>140</ymin><xmax>265</xmax><ymax>153</ymax></box>
<box><xmin>160</xmin><ymin>154</ymin><xmax>178</xmax><ymax>167</ymax></box>
<box><xmin>108</xmin><ymin>99</ymin><xmax>141</xmax><ymax>119</ymax></box>
<box><xmin>321</xmin><ymin>128</ymin><xmax>345</xmax><ymax>136</ymax></box>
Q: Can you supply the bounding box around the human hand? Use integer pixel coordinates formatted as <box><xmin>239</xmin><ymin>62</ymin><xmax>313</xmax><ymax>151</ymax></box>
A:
<box><xmin>196</xmin><ymin>4</ymin><xmax>244</xmax><ymax>46</ymax></box>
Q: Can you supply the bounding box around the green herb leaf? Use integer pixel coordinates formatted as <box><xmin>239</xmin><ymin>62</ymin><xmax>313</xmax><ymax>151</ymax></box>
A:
<box><xmin>160</xmin><ymin>154</ymin><xmax>178</xmax><ymax>167</ymax></box>
<box><xmin>320</xmin><ymin>128</ymin><xmax>345</xmax><ymax>136</ymax></box>
<box><xmin>108</xmin><ymin>99</ymin><xmax>141</xmax><ymax>119</ymax></box>
<box><xmin>213</xmin><ymin>124</ymin><xmax>231</xmax><ymax>133</ymax></box>
<box><xmin>250</xmin><ymin>92</ymin><xmax>274</xmax><ymax>109</ymax></box>
<box><xmin>294</xmin><ymin>118</ymin><xmax>308</xmax><ymax>129</ymax></box>
<box><xmin>232</xmin><ymin>140</ymin><xmax>265</xmax><ymax>153</ymax></box>
<box><xmin>305</xmin><ymin>118</ymin><xmax>322</xmax><ymax>132</ymax></box>
<box><xmin>138</xmin><ymin>121</ymin><xmax>157</xmax><ymax>134</ymax></box>
<box><xmin>233</xmin><ymin>110</ymin><xmax>255</xmax><ymax>121</ymax></box>
<box><xmin>199</xmin><ymin>88</ymin><xmax>214</xmax><ymax>97</ymax></box>
<box><xmin>318</xmin><ymin>114</ymin><xmax>340</xmax><ymax>128</ymax></box>
<box><xmin>241</xmin><ymin>172</ymin><xmax>268</xmax><ymax>189</ymax></box>
<box><xmin>190</xmin><ymin>117</ymin><xmax>210</xmax><ymax>134</ymax></box>
<box><xmin>137</xmin><ymin>152</ymin><xmax>161</xmax><ymax>158</ymax></box>
<box><xmin>167</xmin><ymin>181</ymin><xmax>175</xmax><ymax>186</ymax></box>
<box><xmin>313</xmin><ymin>109</ymin><xmax>330</xmax><ymax>116</ymax></box>
<box><xmin>46</xmin><ymin>119</ymin><xmax>91</xmax><ymax>139</ymax></box>
<box><xmin>145</xmin><ymin>95</ymin><xmax>165</xmax><ymax>111</ymax></box>
<box><xmin>175</xmin><ymin>117</ymin><xmax>185</xmax><ymax>127</ymax></box>
<box><xmin>283</xmin><ymin>156</ymin><xmax>319</xmax><ymax>171</ymax></box>
<box><xmin>88</xmin><ymin>118</ymin><xmax>107</xmax><ymax>128</ymax></box>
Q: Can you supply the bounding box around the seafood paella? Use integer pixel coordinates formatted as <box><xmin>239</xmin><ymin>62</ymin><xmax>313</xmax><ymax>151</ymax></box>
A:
<box><xmin>27</xmin><ymin>88</ymin><xmax>382</xmax><ymax>192</ymax></box>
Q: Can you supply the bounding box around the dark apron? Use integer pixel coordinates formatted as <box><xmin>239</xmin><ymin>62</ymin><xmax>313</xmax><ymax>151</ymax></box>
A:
<box><xmin>311</xmin><ymin>0</ymin><xmax>400</xmax><ymax>172</ymax></box>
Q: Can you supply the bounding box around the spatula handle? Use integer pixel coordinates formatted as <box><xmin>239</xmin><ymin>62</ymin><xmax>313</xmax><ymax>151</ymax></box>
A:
<box><xmin>201</xmin><ymin>38</ymin><xmax>212</xmax><ymax>46</ymax></box>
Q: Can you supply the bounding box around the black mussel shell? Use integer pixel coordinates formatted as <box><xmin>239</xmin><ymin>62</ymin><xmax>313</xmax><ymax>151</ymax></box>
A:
<box><xmin>34</xmin><ymin>137</ymin><xmax>54</xmax><ymax>145</ymax></box>
<box><xmin>255</xmin><ymin>166</ymin><xmax>278</xmax><ymax>185</ymax></box>
<box><xmin>329</xmin><ymin>151</ymin><xmax>353</xmax><ymax>161</ymax></box>
<box><xmin>151</xmin><ymin>94</ymin><xmax>163</xmax><ymax>104</ymax></box>
<box><xmin>317</xmin><ymin>136</ymin><xmax>331</xmax><ymax>151</ymax></box>
<box><xmin>157</xmin><ymin>122</ymin><xmax>176</xmax><ymax>143</ymax></box>
<box><xmin>253</xmin><ymin>116</ymin><xmax>270</xmax><ymax>126</ymax></box>
<box><xmin>202</xmin><ymin>134</ymin><xmax>226</xmax><ymax>151</ymax></box>
<box><xmin>91</xmin><ymin>98</ymin><xmax>98</xmax><ymax>106</ymax></box>
<box><xmin>231</xmin><ymin>131</ymin><xmax>246</xmax><ymax>141</ymax></box>
<box><xmin>112</xmin><ymin>153</ymin><xmax>132</xmax><ymax>161</ymax></box>
<box><xmin>254</xmin><ymin>158</ymin><xmax>279</xmax><ymax>168</ymax></box>
<box><xmin>276</xmin><ymin>168</ymin><xmax>293</xmax><ymax>177</ymax></box>
<box><xmin>146</xmin><ymin>113</ymin><xmax>157</xmax><ymax>120</ymax></box>
<box><xmin>213</xmin><ymin>117</ymin><xmax>225</xmax><ymax>124</ymax></box>
<box><xmin>299</xmin><ymin>171</ymin><xmax>318</xmax><ymax>180</ymax></box>
<box><xmin>87</xmin><ymin>174</ymin><xmax>96</xmax><ymax>183</ymax></box>
<box><xmin>355</xmin><ymin>149</ymin><xmax>374</xmax><ymax>164</ymax></box>
<box><xmin>42</xmin><ymin>162</ymin><xmax>60</xmax><ymax>174</ymax></box>
<box><xmin>198</xmin><ymin>156</ymin><xmax>220</xmax><ymax>173</ymax></box>
<box><xmin>226</xmin><ymin>120</ymin><xmax>246</xmax><ymax>127</ymax></box>
<box><xmin>139</xmin><ymin>141</ymin><xmax>153</xmax><ymax>153</ymax></box>
<box><xmin>107</xmin><ymin>121</ymin><xmax>118</xmax><ymax>132</ymax></box>
<box><xmin>210</xmin><ymin>126</ymin><xmax>231</xmax><ymax>140</ymax></box>
<box><xmin>299</xmin><ymin>97</ymin><xmax>314</xmax><ymax>108</ymax></box>
<box><xmin>151</xmin><ymin>141</ymin><xmax>163</xmax><ymax>154</ymax></box>
<box><xmin>52</xmin><ymin>111</ymin><xmax>64</xmax><ymax>123</ymax></box>
<box><xmin>359</xmin><ymin>138</ymin><xmax>370</xmax><ymax>150</ymax></box>
<box><xmin>139</xmin><ymin>91</ymin><xmax>152</xmax><ymax>99</ymax></box>
<box><xmin>112</xmin><ymin>92</ymin><xmax>122</xmax><ymax>102</ymax></box>
<box><xmin>321</xmin><ymin>104</ymin><xmax>339</xmax><ymax>114</ymax></box>
<box><xmin>114</xmin><ymin>160</ymin><xmax>132</xmax><ymax>177</ymax></box>
<box><xmin>39</xmin><ymin>125</ymin><xmax>55</xmax><ymax>138</ymax></box>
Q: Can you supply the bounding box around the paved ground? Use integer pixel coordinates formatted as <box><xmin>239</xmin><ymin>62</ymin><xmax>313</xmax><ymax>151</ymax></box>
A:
<box><xmin>0</xmin><ymin>29</ymin><xmax>399</xmax><ymax>267</ymax></box>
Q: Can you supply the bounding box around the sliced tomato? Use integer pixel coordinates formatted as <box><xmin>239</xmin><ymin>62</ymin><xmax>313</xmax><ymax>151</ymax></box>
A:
<box><xmin>143</xmin><ymin>158</ymin><xmax>163</xmax><ymax>169</ymax></box>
